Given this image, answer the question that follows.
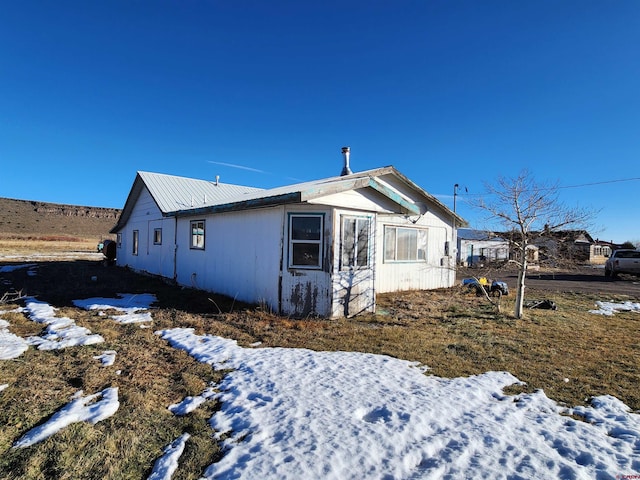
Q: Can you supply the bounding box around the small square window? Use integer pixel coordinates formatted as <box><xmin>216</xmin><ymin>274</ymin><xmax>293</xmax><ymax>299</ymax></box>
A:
<box><xmin>288</xmin><ymin>214</ymin><xmax>323</xmax><ymax>268</ymax></box>
<box><xmin>190</xmin><ymin>220</ymin><xmax>205</xmax><ymax>249</ymax></box>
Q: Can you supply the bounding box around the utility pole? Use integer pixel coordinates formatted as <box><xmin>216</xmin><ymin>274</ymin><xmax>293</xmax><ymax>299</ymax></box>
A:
<box><xmin>454</xmin><ymin>184</ymin><xmax>459</xmax><ymax>213</ymax></box>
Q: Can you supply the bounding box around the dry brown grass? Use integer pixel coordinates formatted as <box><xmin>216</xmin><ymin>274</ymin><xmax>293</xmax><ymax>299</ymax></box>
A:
<box><xmin>1</xmin><ymin>249</ymin><xmax>640</xmax><ymax>478</ymax></box>
<box><xmin>0</xmin><ymin>237</ymin><xmax>99</xmax><ymax>256</ymax></box>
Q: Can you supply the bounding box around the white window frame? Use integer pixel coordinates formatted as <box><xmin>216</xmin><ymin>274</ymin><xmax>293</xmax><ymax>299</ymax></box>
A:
<box><xmin>153</xmin><ymin>228</ymin><xmax>162</xmax><ymax>245</ymax></box>
<box><xmin>190</xmin><ymin>220</ymin><xmax>205</xmax><ymax>250</ymax></box>
<box><xmin>383</xmin><ymin>225</ymin><xmax>427</xmax><ymax>262</ymax></box>
<box><xmin>340</xmin><ymin>215</ymin><xmax>371</xmax><ymax>270</ymax></box>
<box><xmin>288</xmin><ymin>214</ymin><xmax>324</xmax><ymax>269</ymax></box>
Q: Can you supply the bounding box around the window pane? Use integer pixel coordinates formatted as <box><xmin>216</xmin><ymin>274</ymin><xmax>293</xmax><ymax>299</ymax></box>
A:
<box><xmin>417</xmin><ymin>229</ymin><xmax>427</xmax><ymax>260</ymax></box>
<box><xmin>292</xmin><ymin>243</ymin><xmax>320</xmax><ymax>266</ymax></box>
<box><xmin>291</xmin><ymin>216</ymin><xmax>321</xmax><ymax>240</ymax></box>
<box><xmin>191</xmin><ymin>221</ymin><xmax>204</xmax><ymax>249</ymax></box>
<box><xmin>133</xmin><ymin>230</ymin><xmax>139</xmax><ymax>255</ymax></box>
<box><xmin>342</xmin><ymin>217</ymin><xmax>356</xmax><ymax>267</ymax></box>
<box><xmin>397</xmin><ymin>228</ymin><xmax>417</xmax><ymax>261</ymax></box>
<box><xmin>384</xmin><ymin>227</ymin><xmax>396</xmax><ymax>261</ymax></box>
<box><xmin>356</xmin><ymin>219</ymin><xmax>370</xmax><ymax>267</ymax></box>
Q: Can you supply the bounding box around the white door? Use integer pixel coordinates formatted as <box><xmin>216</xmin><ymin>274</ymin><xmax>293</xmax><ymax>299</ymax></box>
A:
<box><xmin>333</xmin><ymin>215</ymin><xmax>375</xmax><ymax>317</ymax></box>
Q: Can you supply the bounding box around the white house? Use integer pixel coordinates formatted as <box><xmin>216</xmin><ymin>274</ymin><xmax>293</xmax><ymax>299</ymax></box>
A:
<box><xmin>110</xmin><ymin>150</ymin><xmax>465</xmax><ymax>318</ymax></box>
<box><xmin>457</xmin><ymin>228</ymin><xmax>509</xmax><ymax>267</ymax></box>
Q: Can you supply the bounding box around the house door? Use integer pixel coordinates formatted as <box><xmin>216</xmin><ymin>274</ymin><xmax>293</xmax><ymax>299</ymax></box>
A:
<box><xmin>334</xmin><ymin>215</ymin><xmax>375</xmax><ymax>317</ymax></box>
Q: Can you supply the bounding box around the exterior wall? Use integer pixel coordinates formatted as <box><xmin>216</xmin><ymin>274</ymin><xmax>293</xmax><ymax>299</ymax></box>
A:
<box><xmin>174</xmin><ymin>207</ymin><xmax>283</xmax><ymax>312</ymax></box>
<box><xmin>590</xmin><ymin>244</ymin><xmax>612</xmax><ymax>265</ymax></box>
<box><xmin>375</xmin><ymin>210</ymin><xmax>456</xmax><ymax>293</ymax></box>
<box><xmin>279</xmin><ymin>205</ymin><xmax>333</xmax><ymax>317</ymax></box>
<box><xmin>458</xmin><ymin>239</ymin><xmax>509</xmax><ymax>267</ymax></box>
<box><xmin>115</xmin><ymin>188</ymin><xmax>175</xmax><ymax>277</ymax></box>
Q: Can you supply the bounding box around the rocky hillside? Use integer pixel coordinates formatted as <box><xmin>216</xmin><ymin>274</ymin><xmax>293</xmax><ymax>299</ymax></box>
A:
<box><xmin>0</xmin><ymin>197</ymin><xmax>121</xmax><ymax>239</ymax></box>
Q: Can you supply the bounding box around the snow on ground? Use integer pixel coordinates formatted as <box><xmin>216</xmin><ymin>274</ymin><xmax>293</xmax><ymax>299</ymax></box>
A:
<box><xmin>24</xmin><ymin>298</ymin><xmax>104</xmax><ymax>350</ymax></box>
<box><xmin>13</xmin><ymin>387</ymin><xmax>120</xmax><ymax>449</ymax></box>
<box><xmin>0</xmin><ymin>318</ymin><xmax>29</xmax><ymax>360</ymax></box>
<box><xmin>74</xmin><ymin>293</ymin><xmax>157</xmax><ymax>323</ymax></box>
<box><xmin>93</xmin><ymin>350</ymin><xmax>117</xmax><ymax>366</ymax></box>
<box><xmin>158</xmin><ymin>328</ymin><xmax>640</xmax><ymax>480</ymax></box>
<box><xmin>0</xmin><ymin>263</ymin><xmax>37</xmax><ymax>273</ymax></box>
<box><xmin>168</xmin><ymin>386</ymin><xmax>216</xmax><ymax>416</ymax></box>
<box><xmin>589</xmin><ymin>300</ymin><xmax>640</xmax><ymax>316</ymax></box>
<box><xmin>147</xmin><ymin>433</ymin><xmax>191</xmax><ymax>480</ymax></box>
<box><xmin>0</xmin><ymin>384</ymin><xmax>8</xmax><ymax>393</ymax></box>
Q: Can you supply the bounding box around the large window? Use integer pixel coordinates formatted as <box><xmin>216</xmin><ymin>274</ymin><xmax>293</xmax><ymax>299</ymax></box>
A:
<box><xmin>289</xmin><ymin>214</ymin><xmax>323</xmax><ymax>268</ymax></box>
<box><xmin>190</xmin><ymin>220</ymin><xmax>205</xmax><ymax>249</ymax></box>
<box><xmin>132</xmin><ymin>230</ymin><xmax>139</xmax><ymax>256</ymax></box>
<box><xmin>384</xmin><ymin>226</ymin><xmax>427</xmax><ymax>262</ymax></box>
<box><xmin>341</xmin><ymin>216</ymin><xmax>371</xmax><ymax>269</ymax></box>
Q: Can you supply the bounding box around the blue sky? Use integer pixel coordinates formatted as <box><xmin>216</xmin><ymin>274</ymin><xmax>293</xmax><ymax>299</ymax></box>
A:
<box><xmin>1</xmin><ymin>1</ymin><xmax>639</xmax><ymax>242</ymax></box>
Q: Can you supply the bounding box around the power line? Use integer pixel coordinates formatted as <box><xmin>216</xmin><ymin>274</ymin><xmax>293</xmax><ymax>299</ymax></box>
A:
<box><xmin>452</xmin><ymin>176</ymin><xmax>640</xmax><ymax>198</ymax></box>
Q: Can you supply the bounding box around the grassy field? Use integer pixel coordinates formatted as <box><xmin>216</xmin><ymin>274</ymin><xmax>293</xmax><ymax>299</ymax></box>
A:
<box><xmin>1</xmin><ymin>254</ymin><xmax>639</xmax><ymax>479</ymax></box>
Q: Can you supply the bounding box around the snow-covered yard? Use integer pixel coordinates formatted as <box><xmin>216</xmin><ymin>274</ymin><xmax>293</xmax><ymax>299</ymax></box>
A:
<box><xmin>1</xmin><ymin>262</ymin><xmax>639</xmax><ymax>478</ymax></box>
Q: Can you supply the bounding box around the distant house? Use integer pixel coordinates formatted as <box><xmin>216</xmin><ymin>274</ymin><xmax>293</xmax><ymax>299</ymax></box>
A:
<box><xmin>456</xmin><ymin>229</ymin><xmax>509</xmax><ymax>267</ymax></box>
<box><xmin>501</xmin><ymin>229</ymin><xmax>607</xmax><ymax>266</ymax></box>
<box><xmin>110</xmin><ymin>150</ymin><xmax>465</xmax><ymax>318</ymax></box>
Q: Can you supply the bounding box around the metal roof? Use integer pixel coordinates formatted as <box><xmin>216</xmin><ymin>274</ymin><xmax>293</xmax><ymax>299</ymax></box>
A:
<box><xmin>112</xmin><ymin>167</ymin><xmax>466</xmax><ymax>233</ymax></box>
<box><xmin>138</xmin><ymin>171</ymin><xmax>263</xmax><ymax>213</ymax></box>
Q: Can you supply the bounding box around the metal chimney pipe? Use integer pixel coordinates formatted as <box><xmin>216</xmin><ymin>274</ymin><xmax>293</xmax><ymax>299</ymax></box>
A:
<box><xmin>341</xmin><ymin>146</ymin><xmax>352</xmax><ymax>176</ymax></box>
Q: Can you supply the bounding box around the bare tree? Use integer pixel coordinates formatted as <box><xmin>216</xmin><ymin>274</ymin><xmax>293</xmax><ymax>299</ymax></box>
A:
<box><xmin>475</xmin><ymin>170</ymin><xmax>595</xmax><ymax>319</ymax></box>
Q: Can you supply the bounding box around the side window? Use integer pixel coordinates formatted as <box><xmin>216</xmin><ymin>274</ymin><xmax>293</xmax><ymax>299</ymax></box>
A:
<box><xmin>154</xmin><ymin>228</ymin><xmax>162</xmax><ymax>245</ymax></box>
<box><xmin>132</xmin><ymin>230</ymin><xmax>139</xmax><ymax>256</ymax></box>
<box><xmin>341</xmin><ymin>216</ymin><xmax>370</xmax><ymax>269</ymax></box>
<box><xmin>190</xmin><ymin>220</ymin><xmax>205</xmax><ymax>250</ymax></box>
<box><xmin>289</xmin><ymin>214</ymin><xmax>323</xmax><ymax>269</ymax></box>
<box><xmin>116</xmin><ymin>233</ymin><xmax>122</xmax><ymax>248</ymax></box>
<box><xmin>384</xmin><ymin>226</ymin><xmax>427</xmax><ymax>262</ymax></box>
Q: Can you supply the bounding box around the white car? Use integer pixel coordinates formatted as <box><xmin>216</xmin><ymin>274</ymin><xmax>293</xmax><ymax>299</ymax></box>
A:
<box><xmin>604</xmin><ymin>249</ymin><xmax>640</xmax><ymax>278</ymax></box>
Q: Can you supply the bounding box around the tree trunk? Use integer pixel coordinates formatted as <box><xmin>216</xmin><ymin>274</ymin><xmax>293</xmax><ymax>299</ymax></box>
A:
<box><xmin>514</xmin><ymin>250</ymin><xmax>527</xmax><ymax>318</ymax></box>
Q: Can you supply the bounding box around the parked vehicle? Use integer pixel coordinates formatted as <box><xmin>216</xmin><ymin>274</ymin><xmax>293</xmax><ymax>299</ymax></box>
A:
<box><xmin>604</xmin><ymin>249</ymin><xmax>640</xmax><ymax>278</ymax></box>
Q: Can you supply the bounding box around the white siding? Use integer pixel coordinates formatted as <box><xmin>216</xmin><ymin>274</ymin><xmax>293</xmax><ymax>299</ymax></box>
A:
<box><xmin>375</xmin><ymin>211</ymin><xmax>456</xmax><ymax>293</ymax></box>
<box><xmin>116</xmin><ymin>187</ymin><xmax>171</xmax><ymax>275</ymax></box>
<box><xmin>175</xmin><ymin>207</ymin><xmax>283</xmax><ymax>311</ymax></box>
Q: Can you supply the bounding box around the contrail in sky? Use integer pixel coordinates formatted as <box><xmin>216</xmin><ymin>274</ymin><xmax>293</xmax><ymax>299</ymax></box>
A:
<box><xmin>208</xmin><ymin>161</ymin><xmax>266</xmax><ymax>173</ymax></box>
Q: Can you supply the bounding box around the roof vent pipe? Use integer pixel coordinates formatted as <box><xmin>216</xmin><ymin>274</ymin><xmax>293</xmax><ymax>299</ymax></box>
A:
<box><xmin>341</xmin><ymin>146</ymin><xmax>352</xmax><ymax>176</ymax></box>
<box><xmin>215</xmin><ymin>175</ymin><xmax>220</xmax><ymax>186</ymax></box>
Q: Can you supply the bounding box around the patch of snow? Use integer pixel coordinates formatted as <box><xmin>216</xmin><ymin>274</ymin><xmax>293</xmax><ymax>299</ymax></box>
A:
<box><xmin>0</xmin><ymin>384</ymin><xmax>8</xmax><ymax>392</ymax></box>
<box><xmin>157</xmin><ymin>328</ymin><xmax>640</xmax><ymax>479</ymax></box>
<box><xmin>93</xmin><ymin>350</ymin><xmax>117</xmax><ymax>367</ymax></box>
<box><xmin>0</xmin><ymin>317</ymin><xmax>29</xmax><ymax>360</ymax></box>
<box><xmin>168</xmin><ymin>386</ymin><xmax>216</xmax><ymax>416</ymax></box>
<box><xmin>589</xmin><ymin>300</ymin><xmax>640</xmax><ymax>316</ymax></box>
<box><xmin>0</xmin><ymin>263</ymin><xmax>37</xmax><ymax>273</ymax></box>
<box><xmin>147</xmin><ymin>433</ymin><xmax>190</xmax><ymax>480</ymax></box>
<box><xmin>74</xmin><ymin>293</ymin><xmax>156</xmax><ymax>323</ymax></box>
<box><xmin>24</xmin><ymin>298</ymin><xmax>104</xmax><ymax>350</ymax></box>
<box><xmin>13</xmin><ymin>387</ymin><xmax>119</xmax><ymax>448</ymax></box>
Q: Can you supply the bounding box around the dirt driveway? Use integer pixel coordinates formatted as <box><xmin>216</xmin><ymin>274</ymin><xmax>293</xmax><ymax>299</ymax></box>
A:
<box><xmin>458</xmin><ymin>266</ymin><xmax>640</xmax><ymax>298</ymax></box>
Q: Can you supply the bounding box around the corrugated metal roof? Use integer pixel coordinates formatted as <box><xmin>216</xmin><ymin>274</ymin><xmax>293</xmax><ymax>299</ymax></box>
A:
<box><xmin>138</xmin><ymin>171</ymin><xmax>263</xmax><ymax>213</ymax></box>
<box><xmin>458</xmin><ymin>228</ymin><xmax>507</xmax><ymax>241</ymax></box>
<box><xmin>112</xmin><ymin>167</ymin><xmax>466</xmax><ymax>233</ymax></box>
